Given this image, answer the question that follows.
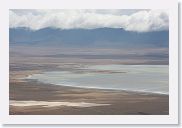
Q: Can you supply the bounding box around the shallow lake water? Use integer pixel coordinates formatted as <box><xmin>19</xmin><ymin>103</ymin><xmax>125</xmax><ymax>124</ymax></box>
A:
<box><xmin>27</xmin><ymin>65</ymin><xmax>169</xmax><ymax>94</ymax></box>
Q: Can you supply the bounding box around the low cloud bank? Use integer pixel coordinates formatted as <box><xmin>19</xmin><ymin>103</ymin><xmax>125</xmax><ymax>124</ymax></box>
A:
<box><xmin>9</xmin><ymin>9</ymin><xmax>168</xmax><ymax>32</ymax></box>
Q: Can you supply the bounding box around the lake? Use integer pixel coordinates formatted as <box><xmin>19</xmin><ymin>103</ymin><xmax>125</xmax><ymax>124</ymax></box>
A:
<box><xmin>27</xmin><ymin>65</ymin><xmax>169</xmax><ymax>94</ymax></box>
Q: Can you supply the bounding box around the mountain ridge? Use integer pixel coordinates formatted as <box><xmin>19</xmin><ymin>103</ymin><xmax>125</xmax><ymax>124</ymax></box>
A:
<box><xmin>9</xmin><ymin>27</ymin><xmax>169</xmax><ymax>48</ymax></box>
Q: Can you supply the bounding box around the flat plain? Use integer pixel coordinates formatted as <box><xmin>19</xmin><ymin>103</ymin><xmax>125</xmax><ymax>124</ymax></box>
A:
<box><xmin>9</xmin><ymin>46</ymin><xmax>169</xmax><ymax>115</ymax></box>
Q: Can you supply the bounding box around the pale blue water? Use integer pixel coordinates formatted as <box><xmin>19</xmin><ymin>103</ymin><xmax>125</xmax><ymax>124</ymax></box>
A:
<box><xmin>27</xmin><ymin>65</ymin><xmax>169</xmax><ymax>94</ymax></box>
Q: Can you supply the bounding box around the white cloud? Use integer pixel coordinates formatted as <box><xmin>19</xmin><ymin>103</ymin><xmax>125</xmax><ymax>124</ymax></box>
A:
<box><xmin>9</xmin><ymin>9</ymin><xmax>168</xmax><ymax>32</ymax></box>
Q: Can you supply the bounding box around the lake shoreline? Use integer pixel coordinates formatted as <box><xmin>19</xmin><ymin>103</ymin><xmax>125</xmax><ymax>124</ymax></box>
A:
<box><xmin>25</xmin><ymin>78</ymin><xmax>169</xmax><ymax>95</ymax></box>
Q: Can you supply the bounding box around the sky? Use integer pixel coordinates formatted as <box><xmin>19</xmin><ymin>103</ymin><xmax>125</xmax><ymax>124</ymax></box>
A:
<box><xmin>9</xmin><ymin>9</ymin><xmax>169</xmax><ymax>32</ymax></box>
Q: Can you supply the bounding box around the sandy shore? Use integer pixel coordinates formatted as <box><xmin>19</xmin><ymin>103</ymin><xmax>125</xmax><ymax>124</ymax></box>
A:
<box><xmin>10</xmin><ymin>80</ymin><xmax>169</xmax><ymax>115</ymax></box>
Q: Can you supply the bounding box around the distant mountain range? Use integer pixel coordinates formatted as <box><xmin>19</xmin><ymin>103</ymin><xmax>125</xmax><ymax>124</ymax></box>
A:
<box><xmin>9</xmin><ymin>27</ymin><xmax>169</xmax><ymax>48</ymax></box>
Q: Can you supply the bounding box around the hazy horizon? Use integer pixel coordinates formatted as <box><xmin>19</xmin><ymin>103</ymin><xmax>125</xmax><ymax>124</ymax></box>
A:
<box><xmin>9</xmin><ymin>9</ymin><xmax>169</xmax><ymax>65</ymax></box>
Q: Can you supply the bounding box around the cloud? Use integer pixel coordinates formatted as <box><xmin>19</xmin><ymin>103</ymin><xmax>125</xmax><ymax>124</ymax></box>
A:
<box><xmin>9</xmin><ymin>9</ymin><xmax>168</xmax><ymax>32</ymax></box>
